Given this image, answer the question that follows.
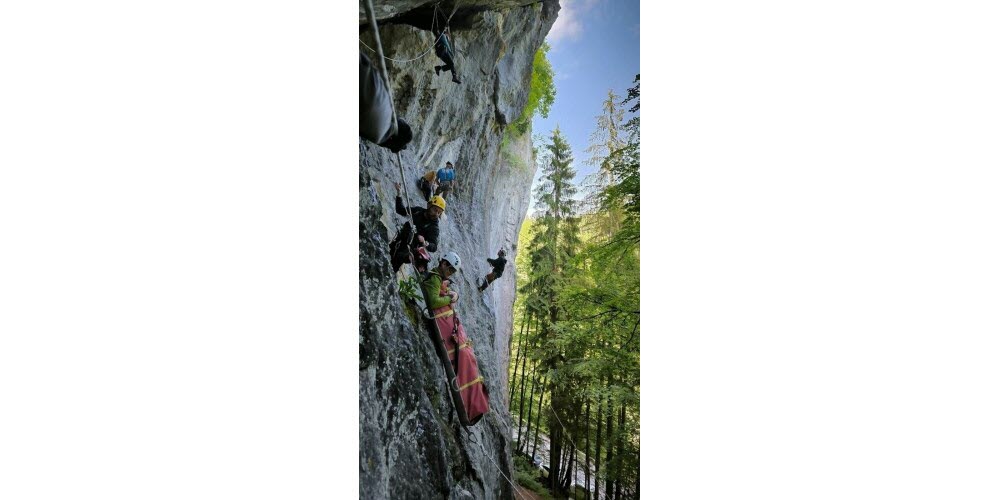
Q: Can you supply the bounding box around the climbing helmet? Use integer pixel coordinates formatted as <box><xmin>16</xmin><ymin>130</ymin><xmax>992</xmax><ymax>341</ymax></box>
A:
<box><xmin>428</xmin><ymin>195</ymin><xmax>447</xmax><ymax>211</ymax></box>
<box><xmin>441</xmin><ymin>251</ymin><xmax>461</xmax><ymax>271</ymax></box>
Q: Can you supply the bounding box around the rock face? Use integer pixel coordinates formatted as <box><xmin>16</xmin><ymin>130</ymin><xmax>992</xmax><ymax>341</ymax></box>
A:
<box><xmin>359</xmin><ymin>2</ymin><xmax>558</xmax><ymax>499</ymax></box>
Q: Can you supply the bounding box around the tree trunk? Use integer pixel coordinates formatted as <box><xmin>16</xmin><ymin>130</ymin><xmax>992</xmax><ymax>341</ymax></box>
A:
<box><xmin>562</xmin><ymin>405</ymin><xmax>578</xmax><ymax>492</ymax></box>
<box><xmin>584</xmin><ymin>398</ymin><xmax>591</xmax><ymax>500</ymax></box>
<box><xmin>594</xmin><ymin>388</ymin><xmax>604</xmax><ymax>500</ymax></box>
<box><xmin>548</xmin><ymin>399</ymin><xmax>563</xmax><ymax>493</ymax></box>
<box><xmin>508</xmin><ymin>317</ymin><xmax>526</xmax><ymax>402</ymax></box>
<box><xmin>530</xmin><ymin>377</ymin><xmax>547</xmax><ymax>460</ymax></box>
<box><xmin>634</xmin><ymin>460</ymin><xmax>639</xmax><ymax>499</ymax></box>
<box><xmin>519</xmin><ymin>357</ymin><xmax>539</xmax><ymax>453</ymax></box>
<box><xmin>560</xmin><ymin>418</ymin><xmax>573</xmax><ymax>491</ymax></box>
<box><xmin>515</xmin><ymin>315</ymin><xmax>534</xmax><ymax>450</ymax></box>
<box><xmin>571</xmin><ymin>408</ymin><xmax>580</xmax><ymax>495</ymax></box>
<box><xmin>604</xmin><ymin>394</ymin><xmax>614</xmax><ymax>500</ymax></box>
<box><xmin>567</xmin><ymin>453</ymin><xmax>575</xmax><ymax>496</ymax></box>
<box><xmin>614</xmin><ymin>403</ymin><xmax>626</xmax><ymax>500</ymax></box>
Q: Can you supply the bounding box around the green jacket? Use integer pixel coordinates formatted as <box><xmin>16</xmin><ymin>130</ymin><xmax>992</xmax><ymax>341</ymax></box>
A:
<box><xmin>422</xmin><ymin>270</ymin><xmax>452</xmax><ymax>309</ymax></box>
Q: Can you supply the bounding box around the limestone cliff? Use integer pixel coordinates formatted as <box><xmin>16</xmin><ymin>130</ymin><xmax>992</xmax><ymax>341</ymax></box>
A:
<box><xmin>359</xmin><ymin>1</ymin><xmax>558</xmax><ymax>499</ymax></box>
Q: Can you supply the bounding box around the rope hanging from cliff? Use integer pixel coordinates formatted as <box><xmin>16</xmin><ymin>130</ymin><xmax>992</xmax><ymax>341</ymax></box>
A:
<box><xmin>547</xmin><ymin>404</ymin><xmax>587</xmax><ymax>489</ymax></box>
<box><xmin>467</xmin><ymin>432</ymin><xmax>527</xmax><ymax>500</ymax></box>
<box><xmin>358</xmin><ymin>0</ymin><xmax>461</xmax><ymax>64</ymax></box>
<box><xmin>362</xmin><ymin>0</ymin><xmax>417</xmax><ymax>251</ymax></box>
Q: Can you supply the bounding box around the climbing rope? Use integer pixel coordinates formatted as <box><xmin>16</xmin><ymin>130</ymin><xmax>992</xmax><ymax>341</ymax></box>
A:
<box><xmin>362</xmin><ymin>0</ymin><xmax>464</xmax><ymax>257</ymax></box>
<box><xmin>365</xmin><ymin>6</ymin><xmax>521</xmax><ymax>495</ymax></box>
<box><xmin>362</xmin><ymin>0</ymin><xmax>418</xmax><ymax>252</ymax></box>
<box><xmin>547</xmin><ymin>405</ymin><xmax>587</xmax><ymax>490</ymax></box>
<box><xmin>359</xmin><ymin>1</ymin><xmax>461</xmax><ymax>64</ymax></box>
<box><xmin>467</xmin><ymin>431</ymin><xmax>527</xmax><ymax>500</ymax></box>
<box><xmin>358</xmin><ymin>3</ymin><xmax>440</xmax><ymax>63</ymax></box>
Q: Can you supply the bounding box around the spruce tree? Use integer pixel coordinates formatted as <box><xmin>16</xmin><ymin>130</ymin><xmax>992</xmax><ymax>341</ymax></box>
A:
<box><xmin>583</xmin><ymin>90</ymin><xmax>627</xmax><ymax>240</ymax></box>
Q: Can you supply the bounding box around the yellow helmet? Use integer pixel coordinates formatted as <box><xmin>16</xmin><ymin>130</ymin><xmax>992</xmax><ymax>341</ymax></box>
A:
<box><xmin>428</xmin><ymin>195</ymin><xmax>446</xmax><ymax>211</ymax></box>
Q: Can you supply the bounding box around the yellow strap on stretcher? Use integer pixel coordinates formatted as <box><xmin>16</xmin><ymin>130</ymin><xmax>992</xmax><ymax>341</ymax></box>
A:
<box><xmin>458</xmin><ymin>376</ymin><xmax>483</xmax><ymax>392</ymax></box>
<box><xmin>446</xmin><ymin>340</ymin><xmax>473</xmax><ymax>356</ymax></box>
<box><xmin>431</xmin><ymin>308</ymin><xmax>454</xmax><ymax>319</ymax></box>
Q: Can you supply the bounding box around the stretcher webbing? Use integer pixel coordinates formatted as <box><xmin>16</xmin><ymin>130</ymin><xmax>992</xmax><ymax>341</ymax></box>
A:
<box><xmin>459</xmin><ymin>376</ymin><xmax>483</xmax><ymax>392</ymax></box>
<box><xmin>432</xmin><ymin>308</ymin><xmax>454</xmax><ymax>319</ymax></box>
<box><xmin>446</xmin><ymin>340</ymin><xmax>473</xmax><ymax>356</ymax></box>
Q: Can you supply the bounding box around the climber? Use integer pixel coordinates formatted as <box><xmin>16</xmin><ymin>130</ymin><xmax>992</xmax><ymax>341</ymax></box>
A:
<box><xmin>417</xmin><ymin>161</ymin><xmax>457</xmax><ymax>200</ymax></box>
<box><xmin>389</xmin><ymin>182</ymin><xmax>446</xmax><ymax>272</ymax></box>
<box><xmin>478</xmin><ymin>248</ymin><xmax>507</xmax><ymax>292</ymax></box>
<box><xmin>359</xmin><ymin>52</ymin><xmax>413</xmax><ymax>152</ymax></box>
<box><xmin>417</xmin><ymin>169</ymin><xmax>437</xmax><ymax>201</ymax></box>
<box><xmin>435</xmin><ymin>161</ymin><xmax>457</xmax><ymax>198</ymax></box>
<box><xmin>432</xmin><ymin>26</ymin><xmax>461</xmax><ymax>84</ymax></box>
<box><xmin>423</xmin><ymin>251</ymin><xmax>461</xmax><ymax>310</ymax></box>
<box><xmin>422</xmin><ymin>251</ymin><xmax>491</xmax><ymax>426</ymax></box>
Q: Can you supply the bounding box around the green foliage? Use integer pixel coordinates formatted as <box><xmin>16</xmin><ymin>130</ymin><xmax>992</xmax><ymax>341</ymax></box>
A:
<box><xmin>398</xmin><ymin>276</ymin><xmax>421</xmax><ymax>302</ymax></box>
<box><xmin>509</xmin><ymin>76</ymin><xmax>640</xmax><ymax>500</ymax></box>
<box><xmin>525</xmin><ymin>127</ymin><xmax>580</xmax><ymax>326</ymax></box>
<box><xmin>597</xmin><ymin>74</ymin><xmax>640</xmax><ymax>255</ymax></box>
<box><xmin>510</xmin><ymin>43</ymin><xmax>556</xmax><ymax>136</ymax></box>
<box><xmin>514</xmin><ymin>455</ymin><xmax>554</xmax><ymax>500</ymax></box>
<box><xmin>501</xmin><ymin>129</ymin><xmax>528</xmax><ymax>172</ymax></box>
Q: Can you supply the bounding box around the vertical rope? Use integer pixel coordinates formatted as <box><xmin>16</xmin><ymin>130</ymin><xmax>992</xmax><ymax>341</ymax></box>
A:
<box><xmin>395</xmin><ymin>152</ymin><xmax>417</xmax><ymax>250</ymax></box>
<box><xmin>468</xmin><ymin>432</ymin><xmax>527</xmax><ymax>500</ymax></box>
<box><xmin>362</xmin><ymin>0</ymin><xmax>416</xmax><ymax>249</ymax></box>
<box><xmin>365</xmin><ymin>4</ymin><xmax>525</xmax><ymax>497</ymax></box>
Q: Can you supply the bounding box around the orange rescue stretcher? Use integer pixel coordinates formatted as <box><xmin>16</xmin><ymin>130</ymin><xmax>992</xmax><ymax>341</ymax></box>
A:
<box><xmin>422</xmin><ymin>284</ymin><xmax>489</xmax><ymax>426</ymax></box>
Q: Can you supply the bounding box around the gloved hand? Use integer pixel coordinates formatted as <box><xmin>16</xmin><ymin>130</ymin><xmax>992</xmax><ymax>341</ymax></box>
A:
<box><xmin>379</xmin><ymin>118</ymin><xmax>412</xmax><ymax>153</ymax></box>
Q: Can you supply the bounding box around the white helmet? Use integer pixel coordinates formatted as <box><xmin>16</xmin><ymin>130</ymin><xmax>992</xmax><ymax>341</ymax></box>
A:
<box><xmin>441</xmin><ymin>251</ymin><xmax>461</xmax><ymax>271</ymax></box>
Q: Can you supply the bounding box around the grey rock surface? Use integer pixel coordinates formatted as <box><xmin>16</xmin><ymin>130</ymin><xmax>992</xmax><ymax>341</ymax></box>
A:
<box><xmin>359</xmin><ymin>0</ymin><xmax>542</xmax><ymax>25</ymax></box>
<box><xmin>359</xmin><ymin>1</ymin><xmax>558</xmax><ymax>499</ymax></box>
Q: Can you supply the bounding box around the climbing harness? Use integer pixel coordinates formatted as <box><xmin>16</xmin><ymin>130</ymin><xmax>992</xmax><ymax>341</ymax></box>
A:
<box><xmin>359</xmin><ymin>1</ymin><xmax>461</xmax><ymax>64</ymax></box>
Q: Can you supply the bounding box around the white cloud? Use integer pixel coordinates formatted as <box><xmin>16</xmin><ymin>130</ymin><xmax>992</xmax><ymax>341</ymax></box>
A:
<box><xmin>547</xmin><ymin>0</ymin><xmax>582</xmax><ymax>43</ymax></box>
<box><xmin>547</xmin><ymin>0</ymin><xmax>602</xmax><ymax>44</ymax></box>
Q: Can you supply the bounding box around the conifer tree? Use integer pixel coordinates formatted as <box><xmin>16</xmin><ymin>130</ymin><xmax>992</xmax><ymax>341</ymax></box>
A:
<box><xmin>508</xmin><ymin>79</ymin><xmax>641</xmax><ymax>499</ymax></box>
<box><xmin>583</xmin><ymin>90</ymin><xmax>627</xmax><ymax>241</ymax></box>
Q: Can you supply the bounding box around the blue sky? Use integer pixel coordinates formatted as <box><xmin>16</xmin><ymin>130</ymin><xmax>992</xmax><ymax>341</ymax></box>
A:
<box><xmin>529</xmin><ymin>0</ymin><xmax>639</xmax><ymax>208</ymax></box>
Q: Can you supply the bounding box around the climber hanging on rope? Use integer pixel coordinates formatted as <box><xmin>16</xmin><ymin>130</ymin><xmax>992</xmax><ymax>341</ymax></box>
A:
<box><xmin>433</xmin><ymin>26</ymin><xmax>461</xmax><ymax>84</ymax></box>
<box><xmin>359</xmin><ymin>52</ymin><xmax>413</xmax><ymax>152</ymax></box>
<box><xmin>478</xmin><ymin>248</ymin><xmax>507</xmax><ymax>292</ymax></box>
<box><xmin>390</xmin><ymin>182</ymin><xmax>445</xmax><ymax>272</ymax></box>
<box><xmin>417</xmin><ymin>161</ymin><xmax>457</xmax><ymax>200</ymax></box>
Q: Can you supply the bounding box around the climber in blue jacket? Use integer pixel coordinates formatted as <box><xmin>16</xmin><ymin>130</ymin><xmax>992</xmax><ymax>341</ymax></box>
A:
<box><xmin>418</xmin><ymin>161</ymin><xmax>458</xmax><ymax>200</ymax></box>
<box><xmin>435</xmin><ymin>161</ymin><xmax>457</xmax><ymax>198</ymax></box>
<box><xmin>433</xmin><ymin>27</ymin><xmax>461</xmax><ymax>84</ymax></box>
